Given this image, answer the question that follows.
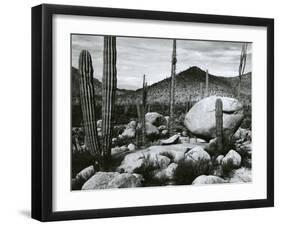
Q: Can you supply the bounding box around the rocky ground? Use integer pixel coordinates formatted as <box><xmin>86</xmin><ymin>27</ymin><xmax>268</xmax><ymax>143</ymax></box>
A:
<box><xmin>72</xmin><ymin>96</ymin><xmax>252</xmax><ymax>190</ymax></box>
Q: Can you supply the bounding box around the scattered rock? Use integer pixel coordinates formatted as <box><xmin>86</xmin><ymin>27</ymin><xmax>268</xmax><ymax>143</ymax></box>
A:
<box><xmin>160</xmin><ymin>134</ymin><xmax>180</xmax><ymax>145</ymax></box>
<box><xmin>216</xmin><ymin>155</ymin><xmax>224</xmax><ymax>165</ymax></box>
<box><xmin>161</xmin><ymin>129</ymin><xmax>168</xmax><ymax>136</ymax></box>
<box><xmin>239</xmin><ymin>142</ymin><xmax>252</xmax><ymax>154</ymax></box>
<box><xmin>97</xmin><ymin>120</ymin><xmax>102</xmax><ymax>128</ymax></box>
<box><xmin>111</xmin><ymin>146</ymin><xmax>121</xmax><ymax>155</ymax></box>
<box><xmin>181</xmin><ymin>131</ymin><xmax>187</xmax><ymax>137</ymax></box>
<box><xmin>229</xmin><ymin>167</ymin><xmax>251</xmax><ymax>183</ymax></box>
<box><xmin>197</xmin><ymin>138</ymin><xmax>206</xmax><ymax>143</ymax></box>
<box><xmin>118</xmin><ymin>134</ymin><xmax>123</xmax><ymax>139</ymax></box>
<box><xmin>82</xmin><ymin>172</ymin><xmax>143</xmax><ymax>189</ymax></box>
<box><xmin>145</xmin><ymin>122</ymin><xmax>159</xmax><ymax>135</ymax></box>
<box><xmin>120</xmin><ymin>145</ymin><xmax>128</xmax><ymax>152</ymax></box>
<box><xmin>154</xmin><ymin>163</ymin><xmax>178</xmax><ymax>180</ymax></box>
<box><xmin>157</xmin><ymin>125</ymin><xmax>167</xmax><ymax>131</ymax></box>
<box><xmin>233</xmin><ymin>128</ymin><xmax>251</xmax><ymax>141</ymax></box>
<box><xmin>128</xmin><ymin>120</ymin><xmax>137</xmax><ymax>128</ymax></box>
<box><xmin>75</xmin><ymin>165</ymin><xmax>95</xmax><ymax>181</ymax></box>
<box><xmin>184</xmin><ymin>96</ymin><xmax>244</xmax><ymax>140</ymax></box>
<box><xmin>107</xmin><ymin>173</ymin><xmax>143</xmax><ymax>188</ymax></box>
<box><xmin>207</xmin><ymin>138</ymin><xmax>217</xmax><ymax>154</ymax></box>
<box><xmin>222</xmin><ymin>150</ymin><xmax>241</xmax><ymax>168</ymax></box>
<box><xmin>128</xmin><ymin>143</ymin><xmax>136</xmax><ymax>151</ymax></box>
<box><xmin>121</xmin><ymin>127</ymin><xmax>136</xmax><ymax>138</ymax></box>
<box><xmin>164</xmin><ymin>116</ymin><xmax>170</xmax><ymax>125</ymax></box>
<box><xmin>154</xmin><ymin>155</ymin><xmax>171</xmax><ymax>169</ymax></box>
<box><xmin>185</xmin><ymin>146</ymin><xmax>211</xmax><ymax>163</ymax></box>
<box><xmin>192</xmin><ymin>175</ymin><xmax>226</xmax><ymax>185</ymax></box>
<box><xmin>118</xmin><ymin>144</ymin><xmax>189</xmax><ymax>173</ymax></box>
<box><xmin>145</xmin><ymin>112</ymin><xmax>166</xmax><ymax>126</ymax></box>
<box><xmin>82</xmin><ymin>172</ymin><xmax>119</xmax><ymax>190</ymax></box>
<box><xmin>179</xmin><ymin>136</ymin><xmax>190</xmax><ymax>144</ymax></box>
<box><xmin>112</xmin><ymin>137</ymin><xmax>117</xmax><ymax>143</ymax></box>
<box><xmin>189</xmin><ymin>138</ymin><xmax>197</xmax><ymax>144</ymax></box>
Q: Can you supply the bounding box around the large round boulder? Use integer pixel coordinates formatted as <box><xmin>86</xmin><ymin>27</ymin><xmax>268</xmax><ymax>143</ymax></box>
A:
<box><xmin>184</xmin><ymin>96</ymin><xmax>244</xmax><ymax>140</ymax></box>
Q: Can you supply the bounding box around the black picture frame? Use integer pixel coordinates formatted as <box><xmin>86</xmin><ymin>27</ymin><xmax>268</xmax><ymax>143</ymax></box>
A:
<box><xmin>32</xmin><ymin>3</ymin><xmax>274</xmax><ymax>222</ymax></box>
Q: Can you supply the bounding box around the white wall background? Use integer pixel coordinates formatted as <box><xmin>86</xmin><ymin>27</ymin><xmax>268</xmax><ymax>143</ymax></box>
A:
<box><xmin>0</xmin><ymin>0</ymin><xmax>278</xmax><ymax>225</ymax></box>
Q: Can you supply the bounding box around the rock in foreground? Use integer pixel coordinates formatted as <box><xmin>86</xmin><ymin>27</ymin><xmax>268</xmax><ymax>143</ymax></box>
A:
<box><xmin>222</xmin><ymin>150</ymin><xmax>241</xmax><ymax>168</ymax></box>
<box><xmin>75</xmin><ymin>165</ymin><xmax>95</xmax><ymax>181</ymax></box>
<box><xmin>192</xmin><ymin>175</ymin><xmax>226</xmax><ymax>185</ymax></box>
<box><xmin>229</xmin><ymin>167</ymin><xmax>251</xmax><ymax>183</ymax></box>
<box><xmin>82</xmin><ymin>172</ymin><xmax>143</xmax><ymax>190</ymax></box>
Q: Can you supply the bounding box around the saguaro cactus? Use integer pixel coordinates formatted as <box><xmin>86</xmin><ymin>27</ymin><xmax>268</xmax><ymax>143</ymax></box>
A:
<box><xmin>205</xmin><ymin>69</ymin><xmax>209</xmax><ymax>97</ymax></box>
<box><xmin>200</xmin><ymin>82</ymin><xmax>203</xmax><ymax>100</ymax></box>
<box><xmin>136</xmin><ymin>103</ymin><xmax>142</xmax><ymax>147</ymax></box>
<box><xmin>238</xmin><ymin>43</ymin><xmax>248</xmax><ymax>99</ymax></box>
<box><xmin>169</xmin><ymin>39</ymin><xmax>177</xmax><ymax>135</ymax></box>
<box><xmin>101</xmin><ymin>36</ymin><xmax>117</xmax><ymax>165</ymax></box>
<box><xmin>215</xmin><ymin>98</ymin><xmax>223</xmax><ymax>153</ymax></box>
<box><xmin>141</xmin><ymin>74</ymin><xmax>148</xmax><ymax>146</ymax></box>
<box><xmin>79</xmin><ymin>50</ymin><xmax>101</xmax><ymax>161</ymax></box>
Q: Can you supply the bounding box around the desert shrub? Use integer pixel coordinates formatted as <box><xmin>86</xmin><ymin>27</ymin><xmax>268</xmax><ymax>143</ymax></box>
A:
<box><xmin>146</xmin><ymin>132</ymin><xmax>162</xmax><ymax>143</ymax></box>
<box><xmin>71</xmin><ymin>178</ymin><xmax>85</xmax><ymax>190</ymax></box>
<box><xmin>174</xmin><ymin>158</ymin><xmax>213</xmax><ymax>185</ymax></box>
<box><xmin>133</xmin><ymin>154</ymin><xmax>168</xmax><ymax>186</ymax></box>
<box><xmin>72</xmin><ymin>150</ymin><xmax>93</xmax><ymax>178</ymax></box>
<box><xmin>240</xmin><ymin>153</ymin><xmax>252</xmax><ymax>169</ymax></box>
<box><xmin>221</xmin><ymin>159</ymin><xmax>236</xmax><ymax>177</ymax></box>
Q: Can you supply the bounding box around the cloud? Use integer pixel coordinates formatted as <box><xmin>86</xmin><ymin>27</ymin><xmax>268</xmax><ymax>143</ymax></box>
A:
<box><xmin>72</xmin><ymin>35</ymin><xmax>252</xmax><ymax>90</ymax></box>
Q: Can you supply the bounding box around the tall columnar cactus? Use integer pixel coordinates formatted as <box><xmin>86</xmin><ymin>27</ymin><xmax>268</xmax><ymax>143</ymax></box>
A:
<box><xmin>215</xmin><ymin>98</ymin><xmax>223</xmax><ymax>153</ymax></box>
<box><xmin>200</xmin><ymin>82</ymin><xmax>203</xmax><ymax>100</ymax></box>
<box><xmin>141</xmin><ymin>74</ymin><xmax>148</xmax><ymax>146</ymax></box>
<box><xmin>78</xmin><ymin>50</ymin><xmax>102</xmax><ymax>162</ymax></box>
<box><xmin>169</xmin><ymin>39</ymin><xmax>177</xmax><ymax>135</ymax></box>
<box><xmin>136</xmin><ymin>104</ymin><xmax>142</xmax><ymax>147</ymax></box>
<box><xmin>101</xmin><ymin>36</ymin><xmax>117</xmax><ymax>165</ymax></box>
<box><xmin>238</xmin><ymin>43</ymin><xmax>248</xmax><ymax>99</ymax></box>
<box><xmin>205</xmin><ymin>69</ymin><xmax>209</xmax><ymax>97</ymax></box>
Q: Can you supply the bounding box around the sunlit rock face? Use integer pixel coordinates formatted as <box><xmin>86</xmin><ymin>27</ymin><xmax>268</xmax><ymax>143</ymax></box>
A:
<box><xmin>184</xmin><ymin>96</ymin><xmax>244</xmax><ymax>141</ymax></box>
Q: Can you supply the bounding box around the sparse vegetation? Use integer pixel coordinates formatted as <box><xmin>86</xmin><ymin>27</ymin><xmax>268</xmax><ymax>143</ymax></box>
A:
<box><xmin>221</xmin><ymin>159</ymin><xmax>236</xmax><ymax>177</ymax></box>
<box><xmin>174</xmin><ymin>158</ymin><xmax>214</xmax><ymax>185</ymax></box>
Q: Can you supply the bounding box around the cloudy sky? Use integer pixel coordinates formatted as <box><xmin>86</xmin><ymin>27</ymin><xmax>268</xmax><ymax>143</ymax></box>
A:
<box><xmin>72</xmin><ymin>35</ymin><xmax>252</xmax><ymax>90</ymax></box>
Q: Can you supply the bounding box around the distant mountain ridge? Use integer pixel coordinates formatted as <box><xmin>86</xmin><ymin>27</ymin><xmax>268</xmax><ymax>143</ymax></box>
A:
<box><xmin>116</xmin><ymin>66</ymin><xmax>251</xmax><ymax>105</ymax></box>
<box><xmin>71</xmin><ymin>67</ymin><xmax>133</xmax><ymax>104</ymax></box>
<box><xmin>72</xmin><ymin>66</ymin><xmax>251</xmax><ymax>106</ymax></box>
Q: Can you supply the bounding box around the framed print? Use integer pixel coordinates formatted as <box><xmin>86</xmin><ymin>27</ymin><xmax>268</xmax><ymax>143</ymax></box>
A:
<box><xmin>31</xmin><ymin>4</ymin><xmax>274</xmax><ymax>221</ymax></box>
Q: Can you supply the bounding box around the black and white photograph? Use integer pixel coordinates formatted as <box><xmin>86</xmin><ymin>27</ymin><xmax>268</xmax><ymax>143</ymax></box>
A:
<box><xmin>71</xmin><ymin>34</ymin><xmax>252</xmax><ymax>190</ymax></box>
